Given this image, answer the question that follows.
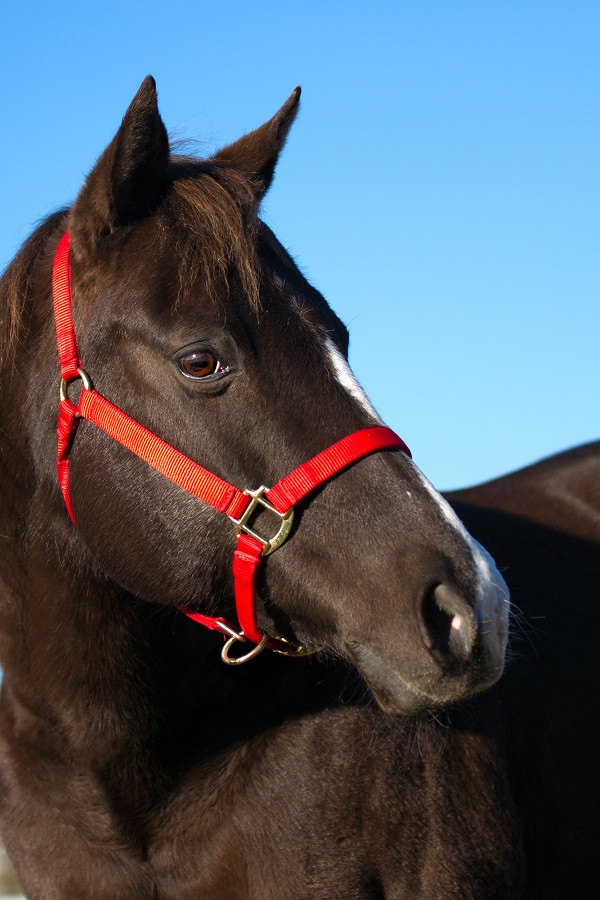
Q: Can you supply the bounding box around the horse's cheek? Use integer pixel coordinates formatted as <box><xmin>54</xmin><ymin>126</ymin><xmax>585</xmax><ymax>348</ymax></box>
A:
<box><xmin>66</xmin><ymin>441</ymin><xmax>229</xmax><ymax>605</ymax></box>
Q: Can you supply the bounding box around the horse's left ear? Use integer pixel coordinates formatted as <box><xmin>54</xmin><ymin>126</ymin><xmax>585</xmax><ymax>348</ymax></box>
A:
<box><xmin>213</xmin><ymin>87</ymin><xmax>301</xmax><ymax>203</ymax></box>
<box><xmin>69</xmin><ymin>76</ymin><xmax>169</xmax><ymax>261</ymax></box>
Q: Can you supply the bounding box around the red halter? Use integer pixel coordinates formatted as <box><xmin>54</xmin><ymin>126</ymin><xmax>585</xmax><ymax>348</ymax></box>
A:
<box><xmin>52</xmin><ymin>232</ymin><xmax>411</xmax><ymax>663</ymax></box>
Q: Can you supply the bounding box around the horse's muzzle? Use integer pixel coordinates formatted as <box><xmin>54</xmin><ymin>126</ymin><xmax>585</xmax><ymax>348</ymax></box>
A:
<box><xmin>346</xmin><ymin>577</ymin><xmax>509</xmax><ymax>717</ymax></box>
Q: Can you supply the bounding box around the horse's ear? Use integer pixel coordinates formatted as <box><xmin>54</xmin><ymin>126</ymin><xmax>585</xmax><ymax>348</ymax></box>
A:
<box><xmin>69</xmin><ymin>76</ymin><xmax>169</xmax><ymax>260</ymax></box>
<box><xmin>213</xmin><ymin>87</ymin><xmax>301</xmax><ymax>203</ymax></box>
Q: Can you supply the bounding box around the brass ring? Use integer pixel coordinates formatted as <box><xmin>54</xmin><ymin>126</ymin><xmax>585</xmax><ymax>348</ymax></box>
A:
<box><xmin>221</xmin><ymin>632</ymin><xmax>269</xmax><ymax>666</ymax></box>
<box><xmin>59</xmin><ymin>367</ymin><xmax>93</xmax><ymax>403</ymax></box>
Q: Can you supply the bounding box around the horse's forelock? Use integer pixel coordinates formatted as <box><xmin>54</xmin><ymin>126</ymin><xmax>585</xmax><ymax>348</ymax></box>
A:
<box><xmin>164</xmin><ymin>159</ymin><xmax>262</xmax><ymax>311</ymax></box>
<box><xmin>0</xmin><ymin>156</ymin><xmax>266</xmax><ymax>375</ymax></box>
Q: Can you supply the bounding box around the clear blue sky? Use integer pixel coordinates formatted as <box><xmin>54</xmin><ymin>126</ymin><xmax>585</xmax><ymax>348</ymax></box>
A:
<box><xmin>1</xmin><ymin>0</ymin><xmax>598</xmax><ymax>489</ymax></box>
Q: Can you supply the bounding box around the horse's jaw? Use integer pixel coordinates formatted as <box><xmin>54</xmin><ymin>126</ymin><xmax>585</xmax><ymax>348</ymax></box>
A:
<box><xmin>346</xmin><ymin>638</ymin><xmax>506</xmax><ymax>718</ymax></box>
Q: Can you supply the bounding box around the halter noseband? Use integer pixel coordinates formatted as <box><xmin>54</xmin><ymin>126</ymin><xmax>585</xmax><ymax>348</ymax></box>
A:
<box><xmin>52</xmin><ymin>232</ymin><xmax>411</xmax><ymax>664</ymax></box>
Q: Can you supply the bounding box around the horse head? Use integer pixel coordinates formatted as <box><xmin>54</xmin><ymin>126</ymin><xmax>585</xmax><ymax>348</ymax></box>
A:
<box><xmin>27</xmin><ymin>77</ymin><xmax>509</xmax><ymax>717</ymax></box>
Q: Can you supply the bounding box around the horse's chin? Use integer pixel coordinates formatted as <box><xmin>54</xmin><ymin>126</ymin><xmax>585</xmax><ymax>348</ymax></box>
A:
<box><xmin>346</xmin><ymin>640</ymin><xmax>504</xmax><ymax>718</ymax></box>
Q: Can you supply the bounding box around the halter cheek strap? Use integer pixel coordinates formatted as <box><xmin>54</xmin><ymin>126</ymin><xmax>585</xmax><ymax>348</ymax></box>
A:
<box><xmin>52</xmin><ymin>232</ymin><xmax>411</xmax><ymax>663</ymax></box>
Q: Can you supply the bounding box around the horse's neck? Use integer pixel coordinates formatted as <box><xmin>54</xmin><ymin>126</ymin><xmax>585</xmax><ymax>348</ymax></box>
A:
<box><xmin>0</xmin><ymin>491</ymin><xmax>314</xmax><ymax>762</ymax></box>
<box><xmin>0</xmin><ymin>513</ymin><xmax>157</xmax><ymax>757</ymax></box>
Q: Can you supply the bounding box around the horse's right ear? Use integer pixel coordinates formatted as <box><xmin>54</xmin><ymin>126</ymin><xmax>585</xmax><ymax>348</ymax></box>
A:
<box><xmin>69</xmin><ymin>76</ymin><xmax>169</xmax><ymax>261</ymax></box>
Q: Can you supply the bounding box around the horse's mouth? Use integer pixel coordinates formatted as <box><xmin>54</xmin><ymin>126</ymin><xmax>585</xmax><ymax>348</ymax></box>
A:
<box><xmin>346</xmin><ymin>640</ymin><xmax>504</xmax><ymax>718</ymax></box>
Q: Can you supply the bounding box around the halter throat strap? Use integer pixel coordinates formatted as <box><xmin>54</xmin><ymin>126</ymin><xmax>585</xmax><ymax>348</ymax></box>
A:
<box><xmin>52</xmin><ymin>232</ymin><xmax>411</xmax><ymax>662</ymax></box>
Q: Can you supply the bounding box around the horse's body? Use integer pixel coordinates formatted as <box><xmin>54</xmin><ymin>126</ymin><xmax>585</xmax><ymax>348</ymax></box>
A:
<box><xmin>447</xmin><ymin>441</ymin><xmax>600</xmax><ymax>899</ymax></box>
<box><xmin>0</xmin><ymin>78</ymin><xmax>597</xmax><ymax>898</ymax></box>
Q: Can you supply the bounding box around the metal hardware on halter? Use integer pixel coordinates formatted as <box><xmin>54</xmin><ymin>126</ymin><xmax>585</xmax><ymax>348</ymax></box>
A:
<box><xmin>271</xmin><ymin>637</ymin><xmax>321</xmax><ymax>658</ymax></box>
<box><xmin>216</xmin><ymin>619</ymin><xmax>270</xmax><ymax>665</ymax></box>
<box><xmin>229</xmin><ymin>486</ymin><xmax>294</xmax><ymax>557</ymax></box>
<box><xmin>59</xmin><ymin>367</ymin><xmax>93</xmax><ymax>407</ymax></box>
<box><xmin>216</xmin><ymin>619</ymin><xmax>319</xmax><ymax>665</ymax></box>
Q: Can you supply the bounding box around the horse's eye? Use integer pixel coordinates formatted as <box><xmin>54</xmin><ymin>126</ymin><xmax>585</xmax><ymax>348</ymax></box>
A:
<box><xmin>178</xmin><ymin>351</ymin><xmax>224</xmax><ymax>379</ymax></box>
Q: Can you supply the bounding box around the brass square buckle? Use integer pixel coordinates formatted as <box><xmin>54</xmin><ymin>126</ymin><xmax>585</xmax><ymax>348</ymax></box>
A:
<box><xmin>230</xmin><ymin>486</ymin><xmax>294</xmax><ymax>556</ymax></box>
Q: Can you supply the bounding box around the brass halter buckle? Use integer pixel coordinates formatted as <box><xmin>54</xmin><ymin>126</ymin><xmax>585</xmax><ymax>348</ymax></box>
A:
<box><xmin>229</xmin><ymin>486</ymin><xmax>294</xmax><ymax>557</ymax></box>
<box><xmin>226</xmin><ymin>489</ymin><xmax>322</xmax><ymax>665</ymax></box>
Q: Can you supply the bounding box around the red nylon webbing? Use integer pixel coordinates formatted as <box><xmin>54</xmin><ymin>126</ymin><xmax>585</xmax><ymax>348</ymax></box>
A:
<box><xmin>229</xmin><ymin>534</ymin><xmax>296</xmax><ymax>652</ymax></box>
<box><xmin>266</xmin><ymin>427</ymin><xmax>411</xmax><ymax>513</ymax></box>
<box><xmin>232</xmin><ymin>534</ymin><xmax>272</xmax><ymax>647</ymax></box>
<box><xmin>52</xmin><ymin>232</ymin><xmax>81</xmax><ymax>380</ymax></box>
<box><xmin>181</xmin><ymin>611</ymin><xmax>225</xmax><ymax>629</ymax></box>
<box><xmin>56</xmin><ymin>398</ymin><xmax>80</xmax><ymax>525</ymax></box>
<box><xmin>231</xmin><ymin>534</ymin><xmax>264</xmax><ymax>643</ymax></box>
<box><xmin>78</xmin><ymin>390</ymin><xmax>249</xmax><ymax>518</ymax></box>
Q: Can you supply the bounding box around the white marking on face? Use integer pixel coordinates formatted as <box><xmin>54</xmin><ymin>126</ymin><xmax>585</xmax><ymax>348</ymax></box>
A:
<box><xmin>324</xmin><ymin>338</ymin><xmax>382</xmax><ymax>422</ymax></box>
<box><xmin>324</xmin><ymin>329</ymin><xmax>508</xmax><ymax>667</ymax></box>
<box><xmin>414</xmin><ymin>467</ymin><xmax>510</xmax><ymax>660</ymax></box>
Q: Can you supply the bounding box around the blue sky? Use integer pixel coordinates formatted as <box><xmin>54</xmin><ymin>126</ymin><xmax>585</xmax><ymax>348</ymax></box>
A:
<box><xmin>1</xmin><ymin>0</ymin><xmax>598</xmax><ymax>489</ymax></box>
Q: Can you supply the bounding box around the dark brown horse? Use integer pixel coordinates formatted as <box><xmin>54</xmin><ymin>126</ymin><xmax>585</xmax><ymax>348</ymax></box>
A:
<box><xmin>0</xmin><ymin>77</ymin><xmax>597</xmax><ymax>898</ymax></box>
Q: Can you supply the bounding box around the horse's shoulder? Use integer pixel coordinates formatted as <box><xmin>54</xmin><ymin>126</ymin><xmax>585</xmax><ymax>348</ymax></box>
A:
<box><xmin>446</xmin><ymin>441</ymin><xmax>600</xmax><ymax>543</ymax></box>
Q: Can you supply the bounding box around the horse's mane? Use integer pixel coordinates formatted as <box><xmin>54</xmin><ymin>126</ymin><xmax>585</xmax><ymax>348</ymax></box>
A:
<box><xmin>0</xmin><ymin>210</ymin><xmax>67</xmax><ymax>374</ymax></box>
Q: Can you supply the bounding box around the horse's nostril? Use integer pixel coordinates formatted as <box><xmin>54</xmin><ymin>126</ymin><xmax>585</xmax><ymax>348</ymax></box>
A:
<box><xmin>421</xmin><ymin>583</ymin><xmax>475</xmax><ymax>665</ymax></box>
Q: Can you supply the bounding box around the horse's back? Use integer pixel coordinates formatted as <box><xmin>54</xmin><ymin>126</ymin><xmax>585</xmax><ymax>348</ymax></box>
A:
<box><xmin>447</xmin><ymin>443</ymin><xmax>600</xmax><ymax>898</ymax></box>
<box><xmin>446</xmin><ymin>440</ymin><xmax>600</xmax><ymax>542</ymax></box>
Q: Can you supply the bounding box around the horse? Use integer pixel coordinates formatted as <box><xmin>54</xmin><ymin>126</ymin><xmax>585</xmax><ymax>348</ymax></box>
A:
<box><xmin>0</xmin><ymin>76</ymin><xmax>597</xmax><ymax>899</ymax></box>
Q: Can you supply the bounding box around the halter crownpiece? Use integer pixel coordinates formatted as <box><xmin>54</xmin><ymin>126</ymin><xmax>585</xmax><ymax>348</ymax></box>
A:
<box><xmin>52</xmin><ymin>232</ymin><xmax>411</xmax><ymax>664</ymax></box>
